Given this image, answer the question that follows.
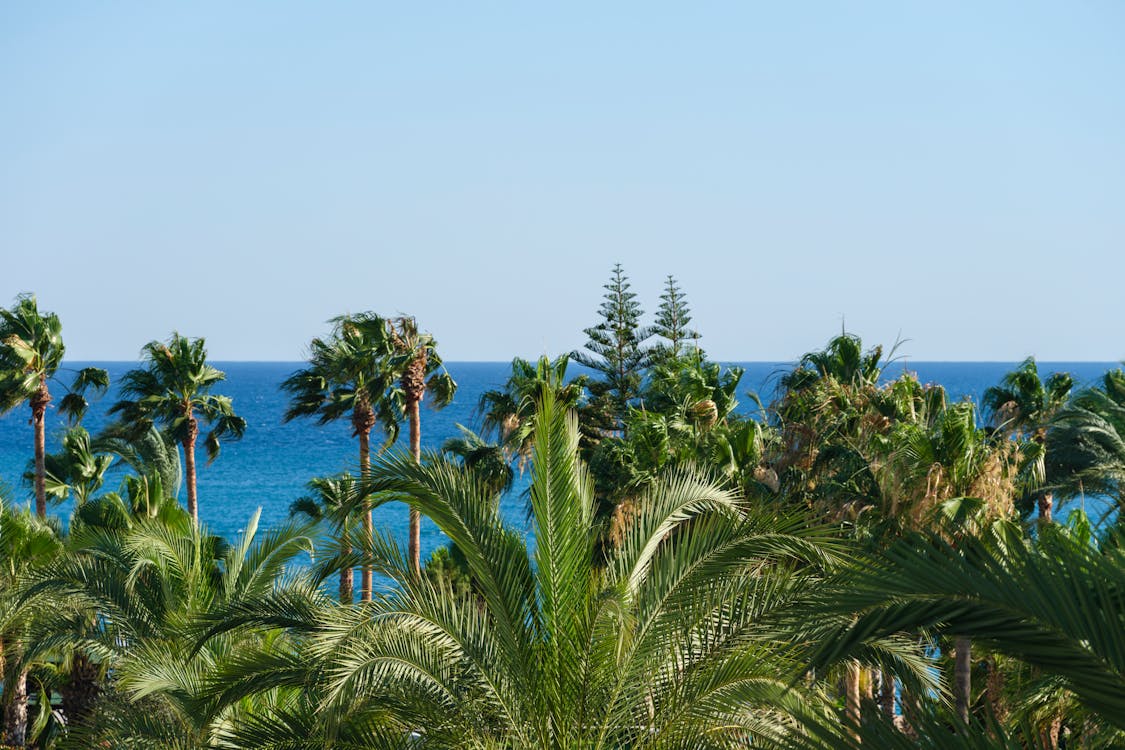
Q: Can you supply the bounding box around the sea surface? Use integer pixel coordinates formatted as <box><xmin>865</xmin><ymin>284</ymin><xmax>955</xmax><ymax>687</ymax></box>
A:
<box><xmin>0</xmin><ymin>361</ymin><xmax>1117</xmax><ymax>556</ymax></box>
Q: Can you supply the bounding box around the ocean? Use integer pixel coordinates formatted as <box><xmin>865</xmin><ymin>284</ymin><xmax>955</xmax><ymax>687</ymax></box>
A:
<box><xmin>0</xmin><ymin>361</ymin><xmax>1117</xmax><ymax>556</ymax></box>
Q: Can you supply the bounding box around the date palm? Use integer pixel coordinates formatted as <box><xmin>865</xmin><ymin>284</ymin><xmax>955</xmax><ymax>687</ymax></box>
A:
<box><xmin>0</xmin><ymin>294</ymin><xmax>109</xmax><ymax>517</ymax></box>
<box><xmin>383</xmin><ymin>315</ymin><xmax>457</xmax><ymax>574</ymax></box>
<box><xmin>282</xmin><ymin>312</ymin><xmax>397</xmax><ymax>600</ymax></box>
<box><xmin>109</xmin><ymin>333</ymin><xmax>245</xmax><ymax>523</ymax></box>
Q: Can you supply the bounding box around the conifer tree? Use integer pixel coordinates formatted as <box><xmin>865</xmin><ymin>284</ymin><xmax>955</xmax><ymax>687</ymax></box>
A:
<box><xmin>651</xmin><ymin>275</ymin><xmax>700</xmax><ymax>362</ymax></box>
<box><xmin>573</xmin><ymin>264</ymin><xmax>650</xmax><ymax>423</ymax></box>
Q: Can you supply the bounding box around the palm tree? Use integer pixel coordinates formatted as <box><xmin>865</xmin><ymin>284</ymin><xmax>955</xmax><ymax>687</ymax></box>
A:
<box><xmin>109</xmin><ymin>333</ymin><xmax>245</xmax><ymax>522</ymax></box>
<box><xmin>290</xmin><ymin>474</ymin><xmax>364</xmax><ymax>603</ymax></box>
<box><xmin>441</xmin><ymin>425</ymin><xmax>514</xmax><ymax>495</ymax></box>
<box><xmin>281</xmin><ymin>312</ymin><xmax>398</xmax><ymax>600</ymax></box>
<box><xmin>477</xmin><ymin>354</ymin><xmax>587</xmax><ymax>468</ymax></box>
<box><xmin>982</xmin><ymin>357</ymin><xmax>1073</xmax><ymax>522</ymax></box>
<box><xmin>94</xmin><ymin>421</ymin><xmax>183</xmax><ymax>499</ymax></box>
<box><xmin>771</xmin><ymin>348</ymin><xmax>929</xmax><ymax>726</ymax></box>
<box><xmin>383</xmin><ymin>315</ymin><xmax>457</xmax><ymax>574</ymax></box>
<box><xmin>193</xmin><ymin>391</ymin><xmax>841</xmax><ymax>747</ymax></box>
<box><xmin>26</xmin><ymin>426</ymin><xmax>114</xmax><ymax>507</ymax></box>
<box><xmin>779</xmin><ymin>332</ymin><xmax>887</xmax><ymax>399</ymax></box>
<box><xmin>0</xmin><ymin>294</ymin><xmax>109</xmax><ymax>517</ymax></box>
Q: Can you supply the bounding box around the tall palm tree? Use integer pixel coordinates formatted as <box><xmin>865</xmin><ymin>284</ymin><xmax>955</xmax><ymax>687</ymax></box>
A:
<box><xmin>282</xmin><ymin>312</ymin><xmax>398</xmax><ymax>601</ymax></box>
<box><xmin>383</xmin><ymin>315</ymin><xmax>457</xmax><ymax>574</ymax></box>
<box><xmin>0</xmin><ymin>294</ymin><xmax>109</xmax><ymax>517</ymax></box>
<box><xmin>109</xmin><ymin>333</ymin><xmax>245</xmax><ymax>522</ymax></box>
<box><xmin>982</xmin><ymin>357</ymin><xmax>1073</xmax><ymax>522</ymax></box>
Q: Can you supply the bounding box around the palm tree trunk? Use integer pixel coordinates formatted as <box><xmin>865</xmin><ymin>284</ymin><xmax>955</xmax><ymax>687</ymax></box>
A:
<box><xmin>61</xmin><ymin>650</ymin><xmax>99</xmax><ymax>729</ymax></box>
<box><xmin>1038</xmin><ymin>492</ymin><xmax>1053</xmax><ymax>524</ymax></box>
<box><xmin>409</xmin><ymin>396</ymin><xmax>422</xmax><ymax>575</ymax></box>
<box><xmin>183</xmin><ymin>416</ymin><xmax>199</xmax><ymax>521</ymax></box>
<box><xmin>359</xmin><ymin>426</ymin><xmax>373</xmax><ymax>602</ymax></box>
<box><xmin>2</xmin><ymin>638</ymin><xmax>27</xmax><ymax>748</ymax></box>
<box><xmin>899</xmin><ymin>684</ymin><xmax>919</xmax><ymax>738</ymax></box>
<box><xmin>1040</xmin><ymin>716</ymin><xmax>1062</xmax><ymax>749</ymax></box>
<box><xmin>31</xmin><ymin>383</ymin><xmax>50</xmax><ymax>518</ymax></box>
<box><xmin>955</xmin><ymin>635</ymin><xmax>972</xmax><ymax>725</ymax></box>
<box><xmin>878</xmin><ymin>670</ymin><xmax>895</xmax><ymax>718</ymax></box>
<box><xmin>845</xmin><ymin>661</ymin><xmax>861</xmax><ymax>730</ymax></box>
<box><xmin>339</xmin><ymin>533</ymin><xmax>354</xmax><ymax>604</ymax></box>
<box><xmin>985</xmin><ymin>656</ymin><xmax>1007</xmax><ymax>723</ymax></box>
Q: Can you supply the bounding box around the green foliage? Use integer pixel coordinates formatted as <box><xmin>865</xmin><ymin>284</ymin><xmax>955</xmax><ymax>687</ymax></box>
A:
<box><xmin>24</xmin><ymin>509</ymin><xmax>316</xmax><ymax>748</ymax></box>
<box><xmin>421</xmin><ymin>544</ymin><xmax>476</xmax><ymax>600</ymax></box>
<box><xmin>778</xmin><ymin>333</ymin><xmax>886</xmax><ymax>406</ymax></box>
<box><xmin>5</xmin><ymin>289</ymin><xmax>1125</xmax><ymax>747</ymax></box>
<box><xmin>1047</xmin><ymin>368</ymin><xmax>1125</xmax><ymax>512</ymax></box>
<box><xmin>983</xmin><ymin>357</ymin><xmax>1073</xmax><ymax>437</ymax></box>
<box><xmin>441</xmin><ymin>425</ymin><xmax>514</xmax><ymax>495</ymax></box>
<box><xmin>94</xmin><ymin>422</ymin><xmax>183</xmax><ymax>498</ymax></box>
<box><xmin>796</xmin><ymin>521</ymin><xmax>1125</xmax><ymax>733</ymax></box>
<box><xmin>188</xmin><ymin>392</ymin><xmax>840</xmax><ymax>748</ymax></box>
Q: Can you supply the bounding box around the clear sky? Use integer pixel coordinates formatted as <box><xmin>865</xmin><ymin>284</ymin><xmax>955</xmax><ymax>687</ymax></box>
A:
<box><xmin>2</xmin><ymin>2</ymin><xmax>1122</xmax><ymax>362</ymax></box>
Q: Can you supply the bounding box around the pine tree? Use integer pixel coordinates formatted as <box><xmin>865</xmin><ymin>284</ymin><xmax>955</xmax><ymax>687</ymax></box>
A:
<box><xmin>573</xmin><ymin>264</ymin><xmax>651</xmax><ymax>423</ymax></box>
<box><xmin>651</xmin><ymin>275</ymin><xmax>700</xmax><ymax>362</ymax></box>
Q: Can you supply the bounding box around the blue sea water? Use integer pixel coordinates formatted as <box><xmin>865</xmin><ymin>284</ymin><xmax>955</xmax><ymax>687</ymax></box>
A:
<box><xmin>0</xmin><ymin>361</ymin><xmax>1117</xmax><ymax>556</ymax></box>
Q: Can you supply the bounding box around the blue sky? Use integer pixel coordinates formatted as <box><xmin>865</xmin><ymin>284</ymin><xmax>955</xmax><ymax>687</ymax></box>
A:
<box><xmin>2</xmin><ymin>2</ymin><xmax>1122</xmax><ymax>361</ymax></box>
